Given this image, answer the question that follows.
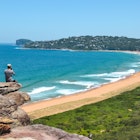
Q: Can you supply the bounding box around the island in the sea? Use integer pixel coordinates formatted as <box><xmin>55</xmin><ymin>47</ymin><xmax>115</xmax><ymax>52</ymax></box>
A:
<box><xmin>16</xmin><ymin>36</ymin><xmax>140</xmax><ymax>51</ymax></box>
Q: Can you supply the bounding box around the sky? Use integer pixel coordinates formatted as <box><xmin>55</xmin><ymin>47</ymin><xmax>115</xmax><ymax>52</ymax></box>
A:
<box><xmin>0</xmin><ymin>0</ymin><xmax>140</xmax><ymax>43</ymax></box>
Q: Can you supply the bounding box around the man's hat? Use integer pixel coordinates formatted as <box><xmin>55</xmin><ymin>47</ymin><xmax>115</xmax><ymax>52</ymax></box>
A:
<box><xmin>7</xmin><ymin>64</ymin><xmax>12</xmax><ymax>67</ymax></box>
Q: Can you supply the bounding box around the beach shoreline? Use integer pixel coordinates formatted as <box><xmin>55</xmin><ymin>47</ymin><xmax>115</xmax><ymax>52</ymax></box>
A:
<box><xmin>21</xmin><ymin>71</ymin><xmax>140</xmax><ymax>120</ymax></box>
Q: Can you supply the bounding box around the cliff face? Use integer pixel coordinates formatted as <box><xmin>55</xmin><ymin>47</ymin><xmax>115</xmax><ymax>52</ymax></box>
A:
<box><xmin>0</xmin><ymin>82</ymin><xmax>91</xmax><ymax>140</ymax></box>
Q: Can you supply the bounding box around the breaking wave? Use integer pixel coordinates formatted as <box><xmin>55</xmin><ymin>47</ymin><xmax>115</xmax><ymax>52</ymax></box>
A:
<box><xmin>29</xmin><ymin>86</ymin><xmax>55</xmax><ymax>95</ymax></box>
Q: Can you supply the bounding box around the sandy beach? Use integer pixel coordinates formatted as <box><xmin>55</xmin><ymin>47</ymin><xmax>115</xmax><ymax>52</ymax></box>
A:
<box><xmin>21</xmin><ymin>72</ymin><xmax>140</xmax><ymax>120</ymax></box>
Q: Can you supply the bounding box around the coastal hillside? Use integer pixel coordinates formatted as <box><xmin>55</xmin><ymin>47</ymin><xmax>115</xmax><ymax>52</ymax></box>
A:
<box><xmin>21</xmin><ymin>36</ymin><xmax>140</xmax><ymax>51</ymax></box>
<box><xmin>16</xmin><ymin>39</ymin><xmax>33</xmax><ymax>46</ymax></box>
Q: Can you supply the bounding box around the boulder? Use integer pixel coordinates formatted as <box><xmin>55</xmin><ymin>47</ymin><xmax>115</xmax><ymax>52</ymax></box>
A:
<box><xmin>0</xmin><ymin>117</ymin><xmax>13</xmax><ymax>135</ymax></box>
<box><xmin>1</xmin><ymin>124</ymin><xmax>91</xmax><ymax>140</ymax></box>
<box><xmin>0</xmin><ymin>82</ymin><xmax>22</xmax><ymax>95</ymax></box>
<box><xmin>11</xmin><ymin>108</ymin><xmax>30</xmax><ymax>126</ymax></box>
<box><xmin>0</xmin><ymin>95</ymin><xmax>30</xmax><ymax>128</ymax></box>
<box><xmin>0</xmin><ymin>95</ymin><xmax>18</xmax><ymax>116</ymax></box>
<box><xmin>5</xmin><ymin>91</ymin><xmax>31</xmax><ymax>106</ymax></box>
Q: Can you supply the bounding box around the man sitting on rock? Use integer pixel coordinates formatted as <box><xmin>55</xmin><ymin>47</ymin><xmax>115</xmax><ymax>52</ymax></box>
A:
<box><xmin>4</xmin><ymin>64</ymin><xmax>16</xmax><ymax>82</ymax></box>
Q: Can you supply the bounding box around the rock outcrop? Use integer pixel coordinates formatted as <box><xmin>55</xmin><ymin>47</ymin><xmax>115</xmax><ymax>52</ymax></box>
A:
<box><xmin>0</xmin><ymin>82</ymin><xmax>31</xmax><ymax>135</ymax></box>
<box><xmin>0</xmin><ymin>117</ymin><xmax>13</xmax><ymax>135</ymax></box>
<box><xmin>5</xmin><ymin>91</ymin><xmax>30</xmax><ymax>106</ymax></box>
<box><xmin>0</xmin><ymin>82</ymin><xmax>21</xmax><ymax>95</ymax></box>
<box><xmin>1</xmin><ymin>124</ymin><xmax>91</xmax><ymax>140</ymax></box>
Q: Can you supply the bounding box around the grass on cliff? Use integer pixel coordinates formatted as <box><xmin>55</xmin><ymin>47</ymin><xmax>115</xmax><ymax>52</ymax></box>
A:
<box><xmin>33</xmin><ymin>86</ymin><xmax>140</xmax><ymax>140</ymax></box>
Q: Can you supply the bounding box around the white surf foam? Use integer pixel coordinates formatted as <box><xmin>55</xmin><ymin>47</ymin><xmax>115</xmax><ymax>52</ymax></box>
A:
<box><xmin>80</xmin><ymin>73</ymin><xmax>108</xmax><ymax>77</ymax></box>
<box><xmin>59</xmin><ymin>80</ymin><xmax>94</xmax><ymax>88</ymax></box>
<box><xmin>15</xmin><ymin>47</ymin><xmax>30</xmax><ymax>50</ymax></box>
<box><xmin>108</xmin><ymin>69</ymin><xmax>135</xmax><ymax>78</ymax></box>
<box><xmin>81</xmin><ymin>69</ymin><xmax>135</xmax><ymax>78</ymax></box>
<box><xmin>103</xmin><ymin>77</ymin><xmax>123</xmax><ymax>83</ymax></box>
<box><xmin>29</xmin><ymin>86</ymin><xmax>55</xmax><ymax>95</ymax></box>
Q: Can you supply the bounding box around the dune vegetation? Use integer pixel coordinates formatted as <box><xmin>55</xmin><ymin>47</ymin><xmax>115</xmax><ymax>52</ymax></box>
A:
<box><xmin>33</xmin><ymin>86</ymin><xmax>140</xmax><ymax>140</ymax></box>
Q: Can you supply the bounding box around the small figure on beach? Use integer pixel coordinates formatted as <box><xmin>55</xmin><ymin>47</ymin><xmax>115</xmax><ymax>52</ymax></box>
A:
<box><xmin>4</xmin><ymin>64</ymin><xmax>16</xmax><ymax>82</ymax></box>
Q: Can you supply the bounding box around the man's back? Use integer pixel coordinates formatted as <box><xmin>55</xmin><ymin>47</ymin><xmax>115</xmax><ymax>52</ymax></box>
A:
<box><xmin>4</xmin><ymin>68</ymin><xmax>15</xmax><ymax>82</ymax></box>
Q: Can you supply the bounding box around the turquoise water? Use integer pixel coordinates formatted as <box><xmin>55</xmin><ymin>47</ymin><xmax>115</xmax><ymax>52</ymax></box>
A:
<box><xmin>1</xmin><ymin>44</ymin><xmax>140</xmax><ymax>102</ymax></box>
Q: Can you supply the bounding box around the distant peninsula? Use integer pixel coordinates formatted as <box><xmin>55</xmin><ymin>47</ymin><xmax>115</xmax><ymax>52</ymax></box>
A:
<box><xmin>17</xmin><ymin>36</ymin><xmax>140</xmax><ymax>51</ymax></box>
<box><xmin>16</xmin><ymin>39</ymin><xmax>33</xmax><ymax>46</ymax></box>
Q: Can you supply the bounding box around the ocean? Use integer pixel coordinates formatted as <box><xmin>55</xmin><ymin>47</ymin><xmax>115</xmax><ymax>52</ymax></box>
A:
<box><xmin>0</xmin><ymin>44</ymin><xmax>140</xmax><ymax>102</ymax></box>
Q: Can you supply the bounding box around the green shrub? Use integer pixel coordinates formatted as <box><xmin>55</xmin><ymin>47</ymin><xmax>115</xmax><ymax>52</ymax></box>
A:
<box><xmin>33</xmin><ymin>87</ymin><xmax>140</xmax><ymax>139</ymax></box>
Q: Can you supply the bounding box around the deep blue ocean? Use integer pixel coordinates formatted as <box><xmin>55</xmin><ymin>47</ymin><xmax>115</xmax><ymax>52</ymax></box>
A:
<box><xmin>1</xmin><ymin>44</ymin><xmax>140</xmax><ymax>102</ymax></box>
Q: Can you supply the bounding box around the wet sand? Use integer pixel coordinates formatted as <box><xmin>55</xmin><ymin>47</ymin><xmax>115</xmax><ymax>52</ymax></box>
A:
<box><xmin>21</xmin><ymin>72</ymin><xmax>140</xmax><ymax>120</ymax></box>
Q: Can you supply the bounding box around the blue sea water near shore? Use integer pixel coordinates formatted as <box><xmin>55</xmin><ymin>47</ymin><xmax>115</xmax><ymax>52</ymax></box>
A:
<box><xmin>1</xmin><ymin>44</ymin><xmax>140</xmax><ymax>102</ymax></box>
